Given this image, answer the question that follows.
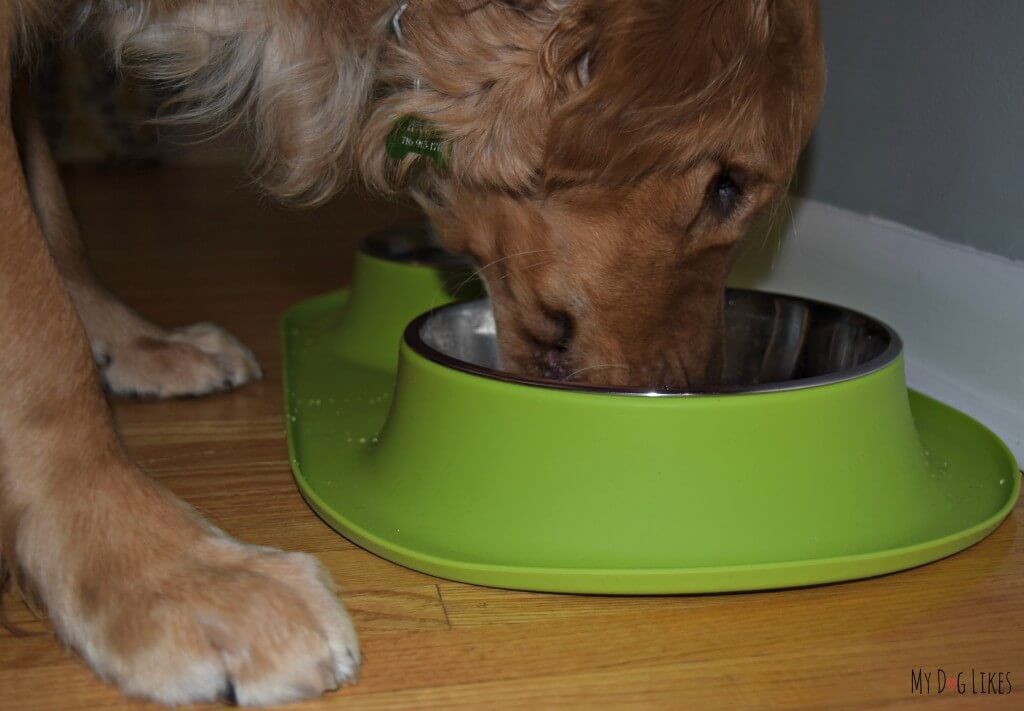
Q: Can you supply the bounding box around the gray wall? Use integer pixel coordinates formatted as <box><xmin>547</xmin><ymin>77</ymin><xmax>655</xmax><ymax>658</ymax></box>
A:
<box><xmin>798</xmin><ymin>1</ymin><xmax>1024</xmax><ymax>261</ymax></box>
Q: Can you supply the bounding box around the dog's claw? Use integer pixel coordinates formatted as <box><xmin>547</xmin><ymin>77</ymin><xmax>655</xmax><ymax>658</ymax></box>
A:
<box><xmin>224</xmin><ymin>681</ymin><xmax>238</xmax><ymax>706</ymax></box>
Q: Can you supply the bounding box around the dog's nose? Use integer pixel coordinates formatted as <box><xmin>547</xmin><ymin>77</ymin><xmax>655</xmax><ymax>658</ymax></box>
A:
<box><xmin>537</xmin><ymin>310</ymin><xmax>574</xmax><ymax>380</ymax></box>
<box><xmin>549</xmin><ymin>310</ymin><xmax>574</xmax><ymax>352</ymax></box>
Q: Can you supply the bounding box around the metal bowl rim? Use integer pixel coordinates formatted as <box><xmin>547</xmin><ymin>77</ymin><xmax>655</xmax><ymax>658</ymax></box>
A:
<box><xmin>402</xmin><ymin>290</ymin><xmax>904</xmax><ymax>397</ymax></box>
<box><xmin>359</xmin><ymin>228</ymin><xmax>469</xmax><ymax>267</ymax></box>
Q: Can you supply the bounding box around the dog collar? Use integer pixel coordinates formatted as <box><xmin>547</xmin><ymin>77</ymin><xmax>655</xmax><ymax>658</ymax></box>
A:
<box><xmin>386</xmin><ymin>115</ymin><xmax>449</xmax><ymax>169</ymax></box>
<box><xmin>386</xmin><ymin>1</ymin><xmax>451</xmax><ymax>169</ymax></box>
<box><xmin>390</xmin><ymin>1</ymin><xmax>412</xmax><ymax>45</ymax></box>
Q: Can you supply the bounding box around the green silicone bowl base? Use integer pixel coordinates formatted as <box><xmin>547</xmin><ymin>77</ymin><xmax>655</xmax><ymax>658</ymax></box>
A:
<box><xmin>283</xmin><ymin>290</ymin><xmax>1020</xmax><ymax>594</ymax></box>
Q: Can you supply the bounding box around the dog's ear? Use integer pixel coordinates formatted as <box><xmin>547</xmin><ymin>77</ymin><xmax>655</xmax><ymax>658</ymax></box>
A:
<box><xmin>86</xmin><ymin>1</ymin><xmax>379</xmax><ymax>206</ymax></box>
<box><xmin>358</xmin><ymin>0</ymin><xmax>579</xmax><ymax>197</ymax></box>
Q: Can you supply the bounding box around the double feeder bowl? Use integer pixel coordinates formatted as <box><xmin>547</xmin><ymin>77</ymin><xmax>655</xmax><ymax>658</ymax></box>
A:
<box><xmin>282</xmin><ymin>228</ymin><xmax>1018</xmax><ymax>594</ymax></box>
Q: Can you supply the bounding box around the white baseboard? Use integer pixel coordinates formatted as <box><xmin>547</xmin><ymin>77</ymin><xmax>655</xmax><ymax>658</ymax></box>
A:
<box><xmin>728</xmin><ymin>198</ymin><xmax>1024</xmax><ymax>464</ymax></box>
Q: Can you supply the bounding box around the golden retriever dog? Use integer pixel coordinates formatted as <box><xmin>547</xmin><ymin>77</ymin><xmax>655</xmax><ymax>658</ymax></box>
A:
<box><xmin>1</xmin><ymin>0</ymin><xmax>824</xmax><ymax>705</ymax></box>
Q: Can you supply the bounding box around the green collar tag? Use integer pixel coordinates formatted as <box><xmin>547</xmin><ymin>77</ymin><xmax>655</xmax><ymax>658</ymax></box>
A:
<box><xmin>386</xmin><ymin>115</ymin><xmax>449</xmax><ymax>169</ymax></box>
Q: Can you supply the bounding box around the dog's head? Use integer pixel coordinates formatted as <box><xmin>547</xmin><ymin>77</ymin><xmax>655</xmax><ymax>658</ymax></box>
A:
<box><xmin>361</xmin><ymin>0</ymin><xmax>824</xmax><ymax>388</ymax></box>
<box><xmin>99</xmin><ymin>0</ymin><xmax>823</xmax><ymax>388</ymax></box>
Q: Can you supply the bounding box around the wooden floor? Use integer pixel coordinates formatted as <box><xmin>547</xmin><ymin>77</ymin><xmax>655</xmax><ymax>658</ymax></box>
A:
<box><xmin>1</xmin><ymin>167</ymin><xmax>1021</xmax><ymax>710</ymax></box>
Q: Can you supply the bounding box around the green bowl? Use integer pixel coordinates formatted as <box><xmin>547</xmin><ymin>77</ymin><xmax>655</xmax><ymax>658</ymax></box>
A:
<box><xmin>283</xmin><ymin>231</ymin><xmax>1019</xmax><ymax>594</ymax></box>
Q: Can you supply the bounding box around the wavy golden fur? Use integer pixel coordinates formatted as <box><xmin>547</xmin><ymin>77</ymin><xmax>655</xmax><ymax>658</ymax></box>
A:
<box><xmin>1</xmin><ymin>0</ymin><xmax>824</xmax><ymax>705</ymax></box>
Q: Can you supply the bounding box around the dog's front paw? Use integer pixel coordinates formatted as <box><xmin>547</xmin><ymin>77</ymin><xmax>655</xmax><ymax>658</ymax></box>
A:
<box><xmin>72</xmin><ymin>538</ymin><xmax>359</xmax><ymax>706</ymax></box>
<box><xmin>98</xmin><ymin>322</ymin><xmax>262</xmax><ymax>398</ymax></box>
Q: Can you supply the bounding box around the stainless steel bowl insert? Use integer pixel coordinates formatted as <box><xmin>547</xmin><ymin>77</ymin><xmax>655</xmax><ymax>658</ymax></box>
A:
<box><xmin>407</xmin><ymin>292</ymin><xmax>902</xmax><ymax>395</ymax></box>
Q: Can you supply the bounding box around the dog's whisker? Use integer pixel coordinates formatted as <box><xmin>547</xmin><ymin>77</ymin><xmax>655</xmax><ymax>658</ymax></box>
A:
<box><xmin>782</xmin><ymin>192</ymin><xmax>797</xmax><ymax>249</ymax></box>
<box><xmin>432</xmin><ymin>251</ymin><xmax>561</xmax><ymax>311</ymax></box>
<box><xmin>471</xmin><ymin>249</ymin><xmax>555</xmax><ymax>273</ymax></box>
<box><xmin>438</xmin><ymin>249</ymin><xmax>557</xmax><ymax>307</ymax></box>
<box><xmin>565</xmin><ymin>363</ymin><xmax>630</xmax><ymax>381</ymax></box>
<box><xmin>496</xmin><ymin>259</ymin><xmax>552</xmax><ymax>281</ymax></box>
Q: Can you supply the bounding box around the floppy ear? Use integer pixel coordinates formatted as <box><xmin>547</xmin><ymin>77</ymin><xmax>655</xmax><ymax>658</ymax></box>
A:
<box><xmin>770</xmin><ymin>0</ymin><xmax>826</xmax><ymax>147</ymax></box>
<box><xmin>356</xmin><ymin>0</ymin><xmax>578</xmax><ymax>196</ymax></box>
<box><xmin>83</xmin><ymin>0</ymin><xmax>380</xmax><ymax>205</ymax></box>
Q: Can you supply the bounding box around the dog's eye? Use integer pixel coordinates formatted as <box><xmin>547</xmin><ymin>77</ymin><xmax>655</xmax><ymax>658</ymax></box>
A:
<box><xmin>707</xmin><ymin>169</ymin><xmax>745</xmax><ymax>217</ymax></box>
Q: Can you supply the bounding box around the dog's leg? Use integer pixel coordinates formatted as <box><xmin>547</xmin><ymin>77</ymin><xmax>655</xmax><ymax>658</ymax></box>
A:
<box><xmin>1</xmin><ymin>39</ymin><xmax>358</xmax><ymax>705</ymax></box>
<box><xmin>13</xmin><ymin>93</ymin><xmax>262</xmax><ymax>398</ymax></box>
